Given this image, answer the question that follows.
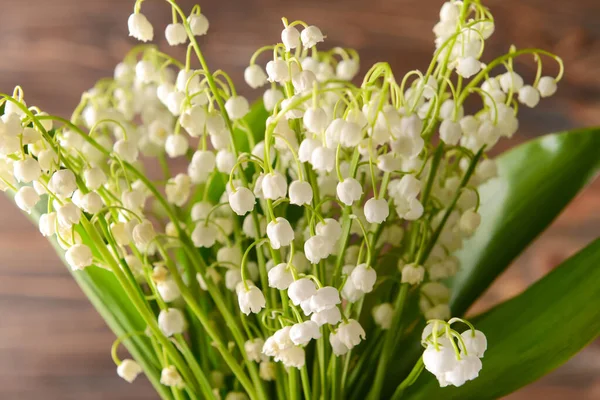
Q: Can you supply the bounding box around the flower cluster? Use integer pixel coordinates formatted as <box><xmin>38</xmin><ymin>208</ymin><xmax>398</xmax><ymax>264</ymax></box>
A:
<box><xmin>0</xmin><ymin>0</ymin><xmax>561</xmax><ymax>398</ymax></box>
<box><xmin>421</xmin><ymin>319</ymin><xmax>487</xmax><ymax>387</ymax></box>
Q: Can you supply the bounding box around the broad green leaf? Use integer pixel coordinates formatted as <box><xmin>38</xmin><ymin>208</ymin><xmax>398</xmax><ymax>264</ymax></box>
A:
<box><xmin>9</xmin><ymin>193</ymin><xmax>173</xmax><ymax>400</ymax></box>
<box><xmin>381</xmin><ymin>128</ymin><xmax>600</xmax><ymax>395</ymax></box>
<box><xmin>404</xmin><ymin>237</ymin><xmax>600</xmax><ymax>400</ymax></box>
<box><xmin>451</xmin><ymin>128</ymin><xmax>600</xmax><ymax>315</ymax></box>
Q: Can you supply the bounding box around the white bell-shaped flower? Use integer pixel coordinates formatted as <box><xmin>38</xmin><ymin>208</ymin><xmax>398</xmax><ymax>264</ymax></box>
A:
<box><xmin>395</xmin><ymin>196</ymin><xmax>424</xmax><ymax>221</ymax></box>
<box><xmin>281</xmin><ymin>26</ymin><xmax>300</xmax><ymax>50</ymax></box>
<box><xmin>216</xmin><ymin>150</ymin><xmax>236</xmax><ymax>174</ymax></box>
<box><xmin>303</xmin><ymin>107</ymin><xmax>328</xmax><ymax>133</ymax></box>
<box><xmin>518</xmin><ymin>85</ymin><xmax>540</xmax><ymax>108</ymax></box>
<box><xmin>289</xmin><ymin>321</ymin><xmax>322</xmax><ymax>346</ymax></box>
<box><xmin>128</xmin><ymin>13</ymin><xmax>154</xmax><ymax>42</ymax></box>
<box><xmin>237</xmin><ymin>283</ymin><xmax>266</xmax><ymax>315</ymax></box>
<box><xmin>166</xmin><ymin>173</ymin><xmax>192</xmax><ymax>206</ymax></box>
<box><xmin>279</xmin><ymin>346</ymin><xmax>306</xmax><ymax>369</ymax></box>
<box><xmin>310</xmin><ymin>146</ymin><xmax>335</xmax><ymax>172</ymax></box>
<box><xmin>160</xmin><ymin>366</ymin><xmax>185</xmax><ymax>388</ymax></box>
<box><xmin>287</xmin><ymin>278</ymin><xmax>317</xmax><ymax>306</ymax></box>
<box><xmin>336</xmin><ymin>319</ymin><xmax>366</xmax><ymax>349</ymax></box>
<box><xmin>423</xmin><ymin>338</ymin><xmax>458</xmax><ymax>376</ymax></box>
<box><xmin>310</xmin><ymin>286</ymin><xmax>341</xmax><ymax>313</ymax></box>
<box><xmin>304</xmin><ymin>235</ymin><xmax>331</xmax><ymax>264</ymax></box>
<box><xmin>188</xmin><ymin>13</ymin><xmax>209</xmax><ymax>36</ymax></box>
<box><xmin>244</xmin><ymin>64</ymin><xmax>268</xmax><ymax>89</ymax></box>
<box><xmin>158</xmin><ymin>308</ymin><xmax>185</xmax><ymax>337</ymax></box>
<box><xmin>288</xmin><ymin>180</ymin><xmax>313</xmax><ymax>206</ymax></box>
<box><xmin>439</xmin><ymin>119</ymin><xmax>462</xmax><ymax>145</ymax></box>
<box><xmin>180</xmin><ymin>105</ymin><xmax>207</xmax><ymax>137</ymax></box>
<box><xmin>336</xmin><ymin>59</ymin><xmax>359</xmax><ymax>81</ymax></box>
<box><xmin>499</xmin><ymin>71</ymin><xmax>524</xmax><ymax>93</ymax></box>
<box><xmin>117</xmin><ymin>359</ymin><xmax>142</xmax><ymax>383</ymax></box>
<box><xmin>263</xmin><ymin>88</ymin><xmax>284</xmax><ymax>111</ymax></box>
<box><xmin>364</xmin><ymin>198</ymin><xmax>389</xmax><ymax>224</ymax></box>
<box><xmin>262</xmin><ymin>172</ymin><xmax>287</xmax><ymax>200</ymax></box>
<box><xmin>336</xmin><ymin>178</ymin><xmax>363</xmax><ymax>206</ymax></box>
<box><xmin>311</xmin><ymin>307</ymin><xmax>341</xmax><ymax>326</ymax></box>
<box><xmin>298</xmin><ymin>138</ymin><xmax>321</xmax><ymax>163</ymax></box>
<box><xmin>65</xmin><ymin>244</ymin><xmax>93</xmax><ymax>270</ymax></box>
<box><xmin>113</xmin><ymin>139</ymin><xmax>139</xmax><ymax>163</ymax></box>
<box><xmin>292</xmin><ymin>70</ymin><xmax>317</xmax><ymax>93</ymax></box>
<box><xmin>80</xmin><ymin>192</ymin><xmax>104</xmax><ymax>214</ymax></box>
<box><xmin>268</xmin><ymin>262</ymin><xmax>294</xmax><ymax>290</ymax></box>
<box><xmin>266</xmin><ymin>59</ymin><xmax>288</xmax><ymax>83</ymax></box>
<box><xmin>39</xmin><ymin>212</ymin><xmax>57</xmax><ymax>237</ymax></box>
<box><xmin>461</xmin><ymin>329</ymin><xmax>487</xmax><ymax>358</ymax></box>
<box><xmin>244</xmin><ymin>338</ymin><xmax>266</xmax><ymax>363</ymax></box>
<box><xmin>132</xmin><ymin>220</ymin><xmax>156</xmax><ymax>249</ymax></box>
<box><xmin>456</xmin><ymin>57</ymin><xmax>481</xmax><ymax>79</ymax></box>
<box><xmin>372</xmin><ymin>303</ymin><xmax>394</xmax><ymax>330</ymax></box>
<box><xmin>57</xmin><ymin>202</ymin><xmax>81</xmax><ymax>228</ymax></box>
<box><xmin>444</xmin><ymin>354</ymin><xmax>482</xmax><ymax>387</ymax></box>
<box><xmin>350</xmin><ymin>263</ymin><xmax>377</xmax><ymax>293</ymax></box>
<box><xmin>14</xmin><ymin>158</ymin><xmax>41</xmax><ymax>183</ymax></box>
<box><xmin>50</xmin><ymin>169</ymin><xmax>77</xmax><ymax>198</ymax></box>
<box><xmin>300</xmin><ymin>25</ymin><xmax>324</xmax><ymax>48</ymax></box>
<box><xmin>315</xmin><ymin>218</ymin><xmax>342</xmax><ymax>245</ymax></box>
<box><xmin>188</xmin><ymin>150</ymin><xmax>216</xmax><ymax>183</ymax></box>
<box><xmin>266</xmin><ymin>217</ymin><xmax>294</xmax><ymax>249</ymax></box>
<box><xmin>224</xmin><ymin>270</ymin><xmax>242</xmax><ymax>291</ymax></box>
<box><xmin>165</xmin><ymin>134</ymin><xmax>189</xmax><ymax>158</ymax></box>
<box><xmin>165</xmin><ymin>23</ymin><xmax>187</xmax><ymax>46</ymax></box>
<box><xmin>157</xmin><ymin>279</ymin><xmax>182</xmax><ymax>302</ymax></box>
<box><xmin>83</xmin><ymin>167</ymin><xmax>107</xmax><ymax>191</ymax></box>
<box><xmin>329</xmin><ymin>330</ymin><xmax>349</xmax><ymax>356</ymax></box>
<box><xmin>225</xmin><ymin>96</ymin><xmax>250</xmax><ymax>120</ymax></box>
<box><xmin>459</xmin><ymin>208</ymin><xmax>481</xmax><ymax>236</ymax></box>
<box><xmin>401</xmin><ymin>263</ymin><xmax>425</xmax><ymax>285</ymax></box>
<box><xmin>229</xmin><ymin>187</ymin><xmax>256</xmax><ymax>216</ymax></box>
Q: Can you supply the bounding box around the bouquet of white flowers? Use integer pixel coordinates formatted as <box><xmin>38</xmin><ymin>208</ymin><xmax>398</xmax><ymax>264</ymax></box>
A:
<box><xmin>1</xmin><ymin>0</ymin><xmax>599</xmax><ymax>399</ymax></box>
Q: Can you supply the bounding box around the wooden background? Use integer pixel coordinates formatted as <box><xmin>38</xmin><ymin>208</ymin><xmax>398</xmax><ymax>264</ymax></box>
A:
<box><xmin>0</xmin><ymin>0</ymin><xmax>599</xmax><ymax>398</ymax></box>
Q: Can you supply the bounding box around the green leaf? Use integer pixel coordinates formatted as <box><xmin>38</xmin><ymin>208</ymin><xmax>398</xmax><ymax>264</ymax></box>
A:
<box><xmin>404</xmin><ymin>237</ymin><xmax>600</xmax><ymax>400</ymax></box>
<box><xmin>451</xmin><ymin>128</ymin><xmax>600</xmax><ymax>315</ymax></box>
<box><xmin>381</xmin><ymin>128</ymin><xmax>600</xmax><ymax>395</ymax></box>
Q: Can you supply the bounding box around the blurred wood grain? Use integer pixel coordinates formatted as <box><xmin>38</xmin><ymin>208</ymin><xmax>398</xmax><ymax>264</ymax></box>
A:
<box><xmin>0</xmin><ymin>0</ymin><xmax>598</xmax><ymax>399</ymax></box>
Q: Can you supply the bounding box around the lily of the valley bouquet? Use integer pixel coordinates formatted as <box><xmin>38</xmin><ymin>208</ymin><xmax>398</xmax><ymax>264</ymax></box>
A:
<box><xmin>2</xmin><ymin>0</ymin><xmax>599</xmax><ymax>399</ymax></box>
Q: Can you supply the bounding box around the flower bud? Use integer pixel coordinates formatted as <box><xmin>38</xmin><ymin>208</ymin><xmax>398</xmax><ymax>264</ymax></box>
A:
<box><xmin>117</xmin><ymin>359</ymin><xmax>142</xmax><ymax>383</ymax></box>
<box><xmin>65</xmin><ymin>244</ymin><xmax>93</xmax><ymax>270</ymax></box>
<box><xmin>165</xmin><ymin>23</ymin><xmax>187</xmax><ymax>46</ymax></box>
<box><xmin>128</xmin><ymin>13</ymin><xmax>154</xmax><ymax>42</ymax></box>
<box><xmin>499</xmin><ymin>71</ymin><xmax>524</xmax><ymax>93</ymax></box>
<box><xmin>336</xmin><ymin>178</ymin><xmax>363</xmax><ymax>206</ymax></box>
<box><xmin>266</xmin><ymin>217</ymin><xmax>294</xmax><ymax>249</ymax></box>
<box><xmin>158</xmin><ymin>308</ymin><xmax>185</xmax><ymax>337</ymax></box>
<box><xmin>536</xmin><ymin>76</ymin><xmax>557</xmax><ymax>98</ymax></box>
